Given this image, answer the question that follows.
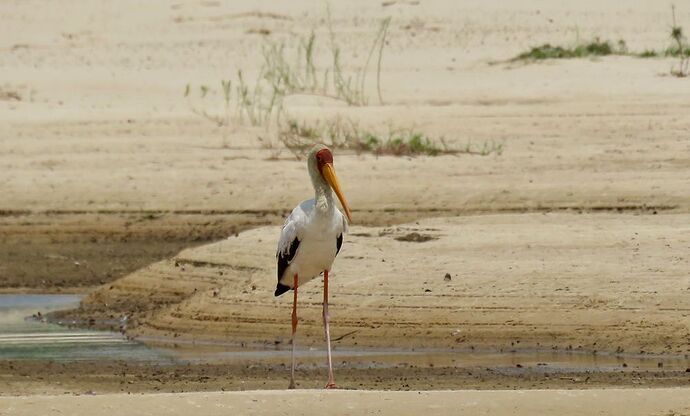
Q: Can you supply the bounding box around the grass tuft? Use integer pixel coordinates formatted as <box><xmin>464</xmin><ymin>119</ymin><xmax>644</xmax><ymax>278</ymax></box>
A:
<box><xmin>185</xmin><ymin>15</ymin><xmax>392</xmax><ymax>129</ymax></box>
<box><xmin>510</xmin><ymin>18</ymin><xmax>689</xmax><ymax>79</ymax></box>
<box><xmin>512</xmin><ymin>38</ymin><xmax>624</xmax><ymax>61</ymax></box>
<box><xmin>664</xmin><ymin>45</ymin><xmax>690</xmax><ymax>57</ymax></box>
<box><xmin>637</xmin><ymin>49</ymin><xmax>659</xmax><ymax>58</ymax></box>
<box><xmin>279</xmin><ymin>117</ymin><xmax>504</xmax><ymax>158</ymax></box>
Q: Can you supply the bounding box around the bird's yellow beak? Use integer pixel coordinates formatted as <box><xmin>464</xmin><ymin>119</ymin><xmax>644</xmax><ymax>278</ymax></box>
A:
<box><xmin>321</xmin><ymin>163</ymin><xmax>353</xmax><ymax>223</ymax></box>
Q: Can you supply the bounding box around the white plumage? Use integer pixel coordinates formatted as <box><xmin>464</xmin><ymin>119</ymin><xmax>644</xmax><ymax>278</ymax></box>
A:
<box><xmin>274</xmin><ymin>145</ymin><xmax>352</xmax><ymax>389</ymax></box>
<box><xmin>276</xmin><ymin>198</ymin><xmax>348</xmax><ymax>290</ymax></box>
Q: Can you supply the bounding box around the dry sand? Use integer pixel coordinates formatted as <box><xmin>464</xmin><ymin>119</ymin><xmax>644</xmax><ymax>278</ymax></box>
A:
<box><xmin>69</xmin><ymin>213</ymin><xmax>690</xmax><ymax>356</ymax></box>
<box><xmin>2</xmin><ymin>0</ymin><xmax>688</xmax><ymax>290</ymax></box>
<box><xmin>1</xmin><ymin>0</ymin><xmax>689</xmax><ymax>402</ymax></box>
<box><xmin>3</xmin><ymin>389</ymin><xmax>690</xmax><ymax>416</ymax></box>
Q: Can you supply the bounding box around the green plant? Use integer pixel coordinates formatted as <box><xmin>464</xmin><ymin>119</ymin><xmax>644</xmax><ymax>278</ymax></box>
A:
<box><xmin>637</xmin><ymin>49</ymin><xmax>659</xmax><ymax>58</ymax></box>
<box><xmin>185</xmin><ymin>15</ymin><xmax>392</xmax><ymax>131</ymax></box>
<box><xmin>664</xmin><ymin>45</ymin><xmax>690</xmax><ymax>57</ymax></box>
<box><xmin>278</xmin><ymin>117</ymin><xmax>505</xmax><ymax>158</ymax></box>
<box><xmin>259</xmin><ymin>13</ymin><xmax>391</xmax><ymax>106</ymax></box>
<box><xmin>511</xmin><ymin>38</ymin><xmax>625</xmax><ymax>61</ymax></box>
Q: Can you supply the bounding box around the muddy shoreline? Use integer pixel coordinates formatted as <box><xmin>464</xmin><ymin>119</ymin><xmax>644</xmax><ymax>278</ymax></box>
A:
<box><xmin>1</xmin><ymin>204</ymin><xmax>681</xmax><ymax>293</ymax></box>
<box><xmin>2</xmin><ymin>359</ymin><xmax>689</xmax><ymax>396</ymax></box>
<box><xmin>0</xmin><ymin>211</ymin><xmax>283</xmax><ymax>292</ymax></box>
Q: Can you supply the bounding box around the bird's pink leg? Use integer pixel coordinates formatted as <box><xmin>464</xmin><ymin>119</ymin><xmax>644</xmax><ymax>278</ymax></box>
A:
<box><xmin>289</xmin><ymin>273</ymin><xmax>298</xmax><ymax>389</ymax></box>
<box><xmin>323</xmin><ymin>269</ymin><xmax>336</xmax><ymax>389</ymax></box>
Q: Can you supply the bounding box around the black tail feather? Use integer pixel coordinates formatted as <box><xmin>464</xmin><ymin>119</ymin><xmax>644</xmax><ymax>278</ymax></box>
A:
<box><xmin>274</xmin><ymin>283</ymin><xmax>291</xmax><ymax>297</ymax></box>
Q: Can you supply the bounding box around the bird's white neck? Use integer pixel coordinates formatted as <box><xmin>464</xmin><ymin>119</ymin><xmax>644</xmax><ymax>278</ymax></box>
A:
<box><xmin>313</xmin><ymin>178</ymin><xmax>335</xmax><ymax>216</ymax></box>
<box><xmin>307</xmin><ymin>150</ymin><xmax>338</xmax><ymax>218</ymax></box>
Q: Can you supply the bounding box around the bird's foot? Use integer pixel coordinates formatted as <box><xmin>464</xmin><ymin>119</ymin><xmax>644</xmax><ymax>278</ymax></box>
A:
<box><xmin>324</xmin><ymin>382</ymin><xmax>337</xmax><ymax>389</ymax></box>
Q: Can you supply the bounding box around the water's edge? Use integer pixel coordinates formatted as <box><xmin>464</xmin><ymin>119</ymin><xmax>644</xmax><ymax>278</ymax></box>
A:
<box><xmin>3</xmin><ymin>295</ymin><xmax>688</xmax><ymax>374</ymax></box>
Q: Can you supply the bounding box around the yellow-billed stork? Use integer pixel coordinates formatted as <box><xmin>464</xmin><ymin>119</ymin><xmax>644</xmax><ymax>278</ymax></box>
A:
<box><xmin>275</xmin><ymin>145</ymin><xmax>352</xmax><ymax>389</ymax></box>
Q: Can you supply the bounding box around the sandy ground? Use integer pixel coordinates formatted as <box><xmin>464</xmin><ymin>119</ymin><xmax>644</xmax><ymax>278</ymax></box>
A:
<box><xmin>3</xmin><ymin>389</ymin><xmax>690</xmax><ymax>416</ymax></box>
<box><xmin>1</xmin><ymin>0</ymin><xmax>688</xmax><ymax>289</ymax></box>
<box><xmin>64</xmin><ymin>213</ymin><xmax>690</xmax><ymax>356</ymax></box>
<box><xmin>1</xmin><ymin>0</ymin><xmax>690</xmax><ymax>399</ymax></box>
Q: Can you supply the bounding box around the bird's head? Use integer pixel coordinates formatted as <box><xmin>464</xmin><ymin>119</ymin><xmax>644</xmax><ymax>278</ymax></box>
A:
<box><xmin>308</xmin><ymin>145</ymin><xmax>353</xmax><ymax>223</ymax></box>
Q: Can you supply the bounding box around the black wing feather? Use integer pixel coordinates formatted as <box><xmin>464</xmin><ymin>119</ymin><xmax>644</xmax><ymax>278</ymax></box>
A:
<box><xmin>275</xmin><ymin>237</ymin><xmax>300</xmax><ymax>297</ymax></box>
<box><xmin>336</xmin><ymin>233</ymin><xmax>343</xmax><ymax>256</ymax></box>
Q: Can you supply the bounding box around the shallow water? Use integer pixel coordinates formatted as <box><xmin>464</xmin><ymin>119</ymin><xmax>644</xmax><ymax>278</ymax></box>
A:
<box><xmin>2</xmin><ymin>295</ymin><xmax>688</xmax><ymax>374</ymax></box>
<box><xmin>0</xmin><ymin>294</ymin><xmax>172</xmax><ymax>362</ymax></box>
<box><xmin>148</xmin><ymin>338</ymin><xmax>690</xmax><ymax>373</ymax></box>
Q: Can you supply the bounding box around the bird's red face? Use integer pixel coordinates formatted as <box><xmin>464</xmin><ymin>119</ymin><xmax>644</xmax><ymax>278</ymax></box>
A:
<box><xmin>315</xmin><ymin>148</ymin><xmax>352</xmax><ymax>223</ymax></box>
<box><xmin>315</xmin><ymin>148</ymin><xmax>334</xmax><ymax>174</ymax></box>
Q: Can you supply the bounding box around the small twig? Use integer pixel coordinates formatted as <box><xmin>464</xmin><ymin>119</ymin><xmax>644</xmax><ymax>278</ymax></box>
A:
<box><xmin>376</xmin><ymin>17</ymin><xmax>391</xmax><ymax>104</ymax></box>
<box><xmin>332</xmin><ymin>330</ymin><xmax>360</xmax><ymax>342</ymax></box>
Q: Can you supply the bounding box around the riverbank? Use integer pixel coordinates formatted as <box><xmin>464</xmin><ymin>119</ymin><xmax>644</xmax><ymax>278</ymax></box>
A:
<box><xmin>2</xmin><ymin>0</ymin><xmax>690</xmax><ymax>401</ymax></box>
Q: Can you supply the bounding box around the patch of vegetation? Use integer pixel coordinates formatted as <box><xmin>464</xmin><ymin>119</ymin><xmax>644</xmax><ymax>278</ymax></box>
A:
<box><xmin>184</xmin><ymin>14</ymin><xmax>392</xmax><ymax>130</ymax></box>
<box><xmin>511</xmin><ymin>6</ymin><xmax>689</xmax><ymax>78</ymax></box>
<box><xmin>322</xmin><ymin>12</ymin><xmax>392</xmax><ymax>105</ymax></box>
<box><xmin>665</xmin><ymin>45</ymin><xmax>690</xmax><ymax>57</ymax></box>
<box><xmin>360</xmin><ymin>131</ymin><xmax>445</xmax><ymax>156</ymax></box>
<box><xmin>637</xmin><ymin>49</ymin><xmax>660</xmax><ymax>58</ymax></box>
<box><xmin>511</xmin><ymin>16</ymin><xmax>689</xmax><ymax>80</ymax></box>
<box><xmin>511</xmin><ymin>38</ymin><xmax>627</xmax><ymax>61</ymax></box>
<box><xmin>184</xmin><ymin>67</ymin><xmax>285</xmax><ymax>128</ymax></box>
<box><xmin>634</xmin><ymin>46</ymin><xmax>690</xmax><ymax>58</ymax></box>
<box><xmin>185</xmin><ymin>13</ymin><xmax>505</xmax><ymax>159</ymax></box>
<box><xmin>278</xmin><ymin>117</ymin><xmax>504</xmax><ymax>158</ymax></box>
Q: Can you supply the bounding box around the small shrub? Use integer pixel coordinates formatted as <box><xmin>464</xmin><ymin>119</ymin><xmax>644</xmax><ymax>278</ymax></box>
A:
<box><xmin>278</xmin><ymin>117</ymin><xmax>504</xmax><ymax>158</ymax></box>
<box><xmin>637</xmin><ymin>49</ymin><xmax>659</xmax><ymax>58</ymax></box>
<box><xmin>512</xmin><ymin>38</ymin><xmax>623</xmax><ymax>61</ymax></box>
